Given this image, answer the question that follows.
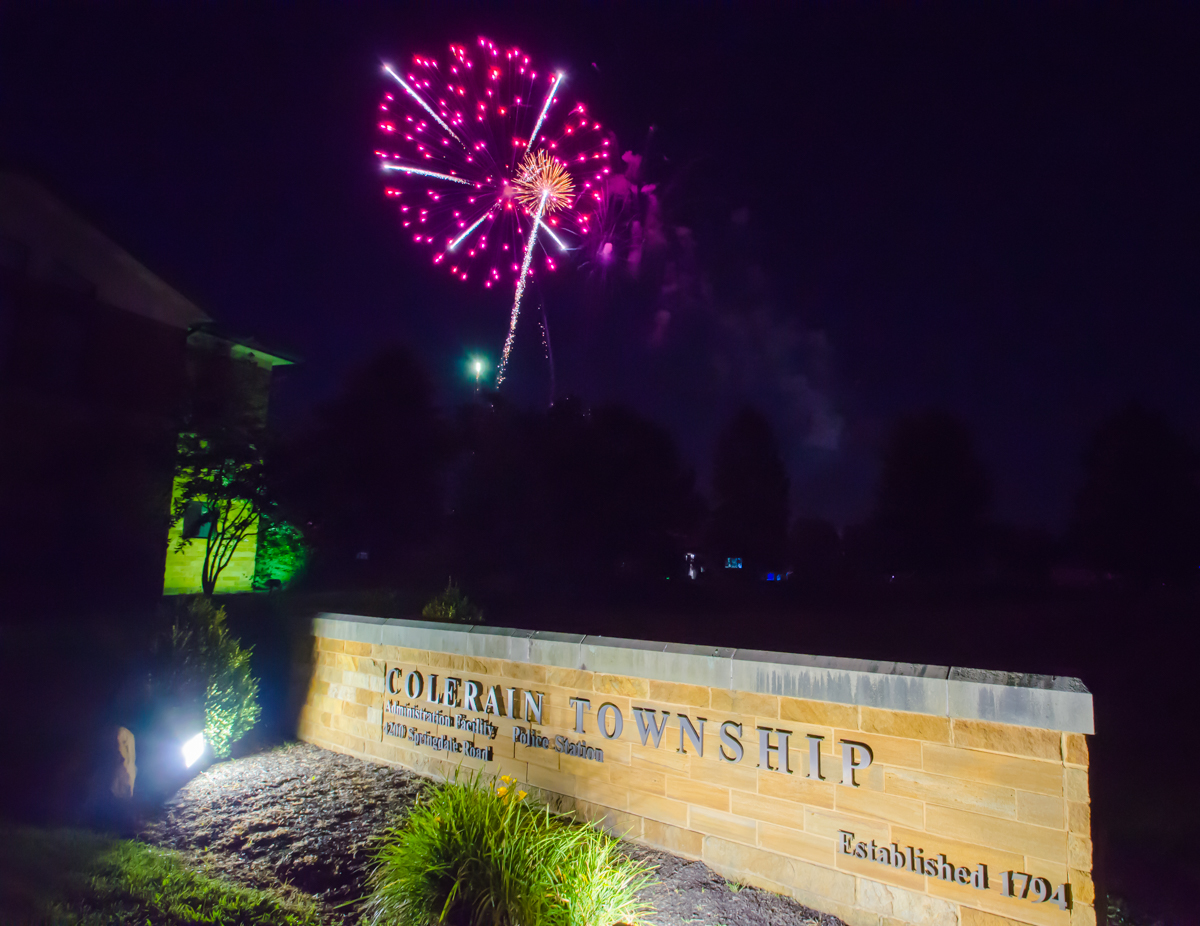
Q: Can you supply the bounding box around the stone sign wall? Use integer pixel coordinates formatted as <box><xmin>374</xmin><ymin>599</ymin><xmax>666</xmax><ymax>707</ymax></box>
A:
<box><xmin>299</xmin><ymin>614</ymin><xmax>1095</xmax><ymax>926</ymax></box>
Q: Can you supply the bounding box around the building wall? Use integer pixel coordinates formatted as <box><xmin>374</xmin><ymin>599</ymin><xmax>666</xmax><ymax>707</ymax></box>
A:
<box><xmin>0</xmin><ymin>270</ymin><xmax>186</xmax><ymax>609</ymax></box>
<box><xmin>162</xmin><ymin>485</ymin><xmax>259</xmax><ymax>595</ymax></box>
<box><xmin>299</xmin><ymin>615</ymin><xmax>1095</xmax><ymax>926</ymax></box>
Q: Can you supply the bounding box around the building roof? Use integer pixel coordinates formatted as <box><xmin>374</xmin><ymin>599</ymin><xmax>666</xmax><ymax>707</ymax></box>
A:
<box><xmin>187</xmin><ymin>322</ymin><xmax>298</xmax><ymax>369</ymax></box>
<box><xmin>0</xmin><ymin>171</ymin><xmax>212</xmax><ymax>330</ymax></box>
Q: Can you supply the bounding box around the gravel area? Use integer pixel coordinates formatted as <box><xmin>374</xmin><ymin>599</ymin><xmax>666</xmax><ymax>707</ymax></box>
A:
<box><xmin>140</xmin><ymin>742</ymin><xmax>842</xmax><ymax>926</ymax></box>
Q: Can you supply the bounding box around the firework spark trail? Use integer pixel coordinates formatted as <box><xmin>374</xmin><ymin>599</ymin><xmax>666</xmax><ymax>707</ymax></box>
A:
<box><xmin>382</xmin><ymin>64</ymin><xmax>463</xmax><ymax>144</ymax></box>
<box><xmin>496</xmin><ymin>190</ymin><xmax>548</xmax><ymax>386</ymax></box>
<box><xmin>382</xmin><ymin>163</ymin><xmax>472</xmax><ymax>184</ymax></box>
<box><xmin>527</xmin><ymin>72</ymin><xmax>563</xmax><ymax>149</ymax></box>
<box><xmin>539</xmin><ymin>222</ymin><xmax>568</xmax><ymax>251</ymax></box>
<box><xmin>448</xmin><ymin>207</ymin><xmax>496</xmax><ymax>250</ymax></box>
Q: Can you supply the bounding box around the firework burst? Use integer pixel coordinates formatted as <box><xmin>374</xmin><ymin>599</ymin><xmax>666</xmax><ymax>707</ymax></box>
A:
<box><xmin>375</xmin><ymin>37</ymin><xmax>612</xmax><ymax>384</ymax></box>
<box><xmin>512</xmin><ymin>150</ymin><xmax>575</xmax><ymax>214</ymax></box>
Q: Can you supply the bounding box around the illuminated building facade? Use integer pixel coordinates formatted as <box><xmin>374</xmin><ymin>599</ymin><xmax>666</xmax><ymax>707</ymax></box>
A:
<box><xmin>0</xmin><ymin>172</ymin><xmax>290</xmax><ymax>606</ymax></box>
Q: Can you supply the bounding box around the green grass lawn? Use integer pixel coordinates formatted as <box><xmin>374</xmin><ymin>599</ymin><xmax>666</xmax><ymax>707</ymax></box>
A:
<box><xmin>0</xmin><ymin>826</ymin><xmax>326</xmax><ymax>926</ymax></box>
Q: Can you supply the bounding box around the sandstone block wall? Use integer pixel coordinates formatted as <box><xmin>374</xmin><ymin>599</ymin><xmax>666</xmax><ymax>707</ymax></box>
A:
<box><xmin>298</xmin><ymin>615</ymin><xmax>1094</xmax><ymax>926</ymax></box>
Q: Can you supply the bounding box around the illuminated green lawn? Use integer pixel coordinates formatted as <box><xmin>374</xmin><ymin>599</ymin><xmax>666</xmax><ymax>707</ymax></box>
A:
<box><xmin>0</xmin><ymin>827</ymin><xmax>324</xmax><ymax>926</ymax></box>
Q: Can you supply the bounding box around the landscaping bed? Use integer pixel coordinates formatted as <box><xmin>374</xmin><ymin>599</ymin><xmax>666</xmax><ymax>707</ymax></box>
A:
<box><xmin>139</xmin><ymin>742</ymin><xmax>842</xmax><ymax>925</ymax></box>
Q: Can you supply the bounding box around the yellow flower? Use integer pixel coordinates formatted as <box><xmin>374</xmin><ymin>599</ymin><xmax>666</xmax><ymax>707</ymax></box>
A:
<box><xmin>516</xmin><ymin>790</ymin><xmax>528</xmax><ymax>800</ymax></box>
<box><xmin>496</xmin><ymin>786</ymin><xmax>509</xmax><ymax>797</ymax></box>
<box><xmin>500</xmin><ymin>775</ymin><xmax>514</xmax><ymax>784</ymax></box>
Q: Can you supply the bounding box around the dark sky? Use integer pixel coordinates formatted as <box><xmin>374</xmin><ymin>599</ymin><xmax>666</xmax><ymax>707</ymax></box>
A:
<box><xmin>3</xmin><ymin>3</ymin><xmax>1196</xmax><ymax>529</ymax></box>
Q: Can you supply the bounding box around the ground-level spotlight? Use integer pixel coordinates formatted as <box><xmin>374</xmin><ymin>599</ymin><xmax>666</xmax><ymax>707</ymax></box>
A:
<box><xmin>182</xmin><ymin>733</ymin><xmax>205</xmax><ymax>768</ymax></box>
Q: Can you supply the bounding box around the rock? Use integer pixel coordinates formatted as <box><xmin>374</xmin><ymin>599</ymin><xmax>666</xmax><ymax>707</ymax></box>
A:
<box><xmin>111</xmin><ymin>726</ymin><xmax>137</xmax><ymax>799</ymax></box>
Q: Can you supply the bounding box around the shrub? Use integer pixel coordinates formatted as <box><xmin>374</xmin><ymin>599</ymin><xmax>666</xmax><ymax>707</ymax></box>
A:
<box><xmin>156</xmin><ymin>597</ymin><xmax>262</xmax><ymax>759</ymax></box>
<box><xmin>366</xmin><ymin>773</ymin><xmax>653</xmax><ymax>926</ymax></box>
<box><xmin>421</xmin><ymin>580</ymin><xmax>483</xmax><ymax>624</ymax></box>
<box><xmin>252</xmin><ymin>516</ymin><xmax>309</xmax><ymax>591</ymax></box>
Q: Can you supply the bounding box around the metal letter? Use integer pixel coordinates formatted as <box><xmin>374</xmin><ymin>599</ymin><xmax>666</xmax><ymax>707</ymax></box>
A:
<box><xmin>718</xmin><ymin>721</ymin><xmax>744</xmax><ymax>763</ymax></box>
<box><xmin>464</xmin><ymin>680</ymin><xmax>482</xmax><ymax>712</ymax></box>
<box><xmin>570</xmin><ymin>697</ymin><xmax>592</xmax><ymax>734</ymax></box>
<box><xmin>444</xmin><ymin>677</ymin><xmax>461</xmax><ymax>708</ymax></box>
<box><xmin>757</xmin><ymin>727</ymin><xmax>792</xmax><ymax>773</ymax></box>
<box><xmin>404</xmin><ymin>670</ymin><xmax>423</xmax><ymax>699</ymax></box>
<box><xmin>597</xmin><ymin>703</ymin><xmax>623</xmax><ymax>740</ymax></box>
<box><xmin>806</xmin><ymin>734</ymin><xmax>825</xmax><ymax>780</ymax></box>
<box><xmin>387</xmin><ymin>668</ymin><xmax>403</xmax><ymax>694</ymax></box>
<box><xmin>633</xmin><ymin>708</ymin><xmax>668</xmax><ymax>747</ymax></box>
<box><xmin>840</xmin><ymin>740</ymin><xmax>873</xmax><ymax>787</ymax></box>
<box><xmin>523</xmin><ymin>690</ymin><xmax>544</xmax><ymax>724</ymax></box>
<box><xmin>427</xmin><ymin>675</ymin><xmax>441</xmax><ymax>703</ymax></box>
<box><xmin>839</xmin><ymin>831</ymin><xmax>854</xmax><ymax>855</ymax></box>
<box><xmin>678</xmin><ymin>715</ymin><xmax>705</xmax><ymax>755</ymax></box>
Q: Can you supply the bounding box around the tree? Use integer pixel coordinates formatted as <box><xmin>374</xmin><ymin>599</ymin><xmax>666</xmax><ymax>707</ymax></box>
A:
<box><xmin>789</xmin><ymin>517</ymin><xmax>841</xmax><ymax>579</ymax></box>
<box><xmin>451</xmin><ymin>397</ymin><xmax>703</xmax><ymax>593</ymax></box>
<box><xmin>282</xmin><ymin>346</ymin><xmax>450</xmax><ymax>585</ymax></box>
<box><xmin>871</xmin><ymin>411</ymin><xmax>991</xmax><ymax>575</ymax></box>
<box><xmin>1071</xmin><ymin>404</ymin><xmax>1200</xmax><ymax>581</ymax></box>
<box><xmin>546</xmin><ymin>402</ymin><xmax>704</xmax><ymax>581</ymax></box>
<box><xmin>171</xmin><ymin>427</ymin><xmax>272</xmax><ymax>597</ymax></box>
<box><xmin>711</xmin><ymin>407</ymin><xmax>789</xmax><ymax>572</ymax></box>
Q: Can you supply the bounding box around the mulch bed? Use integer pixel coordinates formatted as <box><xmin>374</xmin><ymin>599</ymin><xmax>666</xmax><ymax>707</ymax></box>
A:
<box><xmin>139</xmin><ymin>742</ymin><xmax>843</xmax><ymax>926</ymax></box>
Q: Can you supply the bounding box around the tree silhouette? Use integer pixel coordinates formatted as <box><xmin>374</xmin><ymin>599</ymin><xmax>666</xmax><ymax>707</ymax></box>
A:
<box><xmin>452</xmin><ymin>397</ymin><xmax>702</xmax><ymax>594</ymax></box>
<box><xmin>171</xmin><ymin>426</ymin><xmax>272</xmax><ymax>596</ymax></box>
<box><xmin>553</xmin><ymin>402</ymin><xmax>703</xmax><ymax>580</ymax></box>
<box><xmin>282</xmin><ymin>346</ymin><xmax>449</xmax><ymax>585</ymax></box>
<box><xmin>1071</xmin><ymin>404</ymin><xmax>1200</xmax><ymax>581</ymax></box>
<box><xmin>789</xmin><ymin>517</ymin><xmax>841</xmax><ymax>579</ymax></box>
<box><xmin>872</xmin><ymin>411</ymin><xmax>991</xmax><ymax>575</ymax></box>
<box><xmin>711</xmin><ymin>407</ymin><xmax>789</xmax><ymax>573</ymax></box>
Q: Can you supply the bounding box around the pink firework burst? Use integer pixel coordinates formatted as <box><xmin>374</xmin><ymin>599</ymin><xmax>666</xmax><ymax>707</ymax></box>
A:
<box><xmin>376</xmin><ymin>37</ymin><xmax>612</xmax><ymax>294</ymax></box>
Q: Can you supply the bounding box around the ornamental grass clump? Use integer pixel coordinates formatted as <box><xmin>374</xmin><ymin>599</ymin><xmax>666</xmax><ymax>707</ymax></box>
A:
<box><xmin>366</xmin><ymin>772</ymin><xmax>654</xmax><ymax>926</ymax></box>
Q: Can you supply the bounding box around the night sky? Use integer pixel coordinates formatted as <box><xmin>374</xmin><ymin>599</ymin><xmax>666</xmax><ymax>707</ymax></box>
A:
<box><xmin>3</xmin><ymin>3</ymin><xmax>1196</xmax><ymax>529</ymax></box>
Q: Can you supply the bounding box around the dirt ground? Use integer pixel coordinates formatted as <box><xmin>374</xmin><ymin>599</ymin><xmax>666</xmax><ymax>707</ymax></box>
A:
<box><xmin>139</xmin><ymin>742</ymin><xmax>843</xmax><ymax>925</ymax></box>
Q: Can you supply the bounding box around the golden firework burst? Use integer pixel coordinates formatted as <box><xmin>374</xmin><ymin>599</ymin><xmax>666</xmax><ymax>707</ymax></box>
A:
<box><xmin>511</xmin><ymin>150</ymin><xmax>575</xmax><ymax>214</ymax></box>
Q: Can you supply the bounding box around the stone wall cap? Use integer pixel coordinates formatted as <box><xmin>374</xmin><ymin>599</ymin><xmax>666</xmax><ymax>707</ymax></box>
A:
<box><xmin>731</xmin><ymin>647</ymin><xmax>952</xmax><ymax>680</ymax></box>
<box><xmin>530</xmin><ymin>630</ymin><xmax>587</xmax><ymax>645</ymax></box>
<box><xmin>312</xmin><ymin>613</ymin><xmax>1093</xmax><ymax>732</ymax></box>
<box><xmin>665</xmin><ymin>641</ymin><xmax>737</xmax><ymax>659</ymax></box>
<box><xmin>321</xmin><ymin>612</ymin><xmax>391</xmax><ymax>626</ymax></box>
<box><xmin>467</xmin><ymin>625</ymin><xmax>531</xmax><ymax>639</ymax></box>
<box><xmin>948</xmin><ymin>666</ymin><xmax>1089</xmax><ymax>693</ymax></box>
<box><xmin>581</xmin><ymin>635</ymin><xmax>671</xmax><ymax>653</ymax></box>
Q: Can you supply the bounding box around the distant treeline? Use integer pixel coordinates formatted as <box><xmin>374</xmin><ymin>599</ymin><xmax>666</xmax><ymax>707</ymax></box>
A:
<box><xmin>267</xmin><ymin>346</ymin><xmax>1200</xmax><ymax>603</ymax></box>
